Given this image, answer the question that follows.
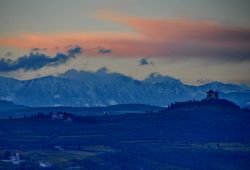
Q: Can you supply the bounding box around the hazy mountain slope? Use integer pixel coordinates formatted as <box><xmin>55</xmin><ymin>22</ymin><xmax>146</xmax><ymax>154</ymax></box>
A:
<box><xmin>0</xmin><ymin>69</ymin><xmax>249</xmax><ymax>107</ymax></box>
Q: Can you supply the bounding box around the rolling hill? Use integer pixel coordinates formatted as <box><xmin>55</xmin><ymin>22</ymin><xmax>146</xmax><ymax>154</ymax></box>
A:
<box><xmin>0</xmin><ymin>99</ymin><xmax>250</xmax><ymax>169</ymax></box>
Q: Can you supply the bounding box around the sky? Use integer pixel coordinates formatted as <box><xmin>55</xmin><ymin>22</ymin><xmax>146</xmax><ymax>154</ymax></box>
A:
<box><xmin>0</xmin><ymin>0</ymin><xmax>250</xmax><ymax>85</ymax></box>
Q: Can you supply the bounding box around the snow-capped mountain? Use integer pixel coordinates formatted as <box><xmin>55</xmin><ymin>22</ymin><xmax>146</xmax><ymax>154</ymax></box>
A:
<box><xmin>0</xmin><ymin>69</ymin><xmax>249</xmax><ymax>107</ymax></box>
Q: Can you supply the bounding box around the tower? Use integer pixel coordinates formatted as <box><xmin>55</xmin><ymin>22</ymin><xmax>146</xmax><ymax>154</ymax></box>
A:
<box><xmin>206</xmin><ymin>90</ymin><xmax>219</xmax><ymax>100</ymax></box>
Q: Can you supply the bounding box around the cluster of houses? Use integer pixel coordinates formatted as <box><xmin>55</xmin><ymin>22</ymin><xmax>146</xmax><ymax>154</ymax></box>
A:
<box><xmin>1</xmin><ymin>151</ymin><xmax>53</xmax><ymax>168</ymax></box>
<box><xmin>1</xmin><ymin>152</ymin><xmax>25</xmax><ymax>165</ymax></box>
<box><xmin>51</xmin><ymin>112</ymin><xmax>73</xmax><ymax>122</ymax></box>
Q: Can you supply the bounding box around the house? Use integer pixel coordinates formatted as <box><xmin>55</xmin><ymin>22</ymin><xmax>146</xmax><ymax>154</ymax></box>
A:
<box><xmin>39</xmin><ymin>162</ymin><xmax>52</xmax><ymax>168</ymax></box>
<box><xmin>53</xmin><ymin>145</ymin><xmax>64</xmax><ymax>151</ymax></box>
<box><xmin>206</xmin><ymin>90</ymin><xmax>219</xmax><ymax>100</ymax></box>
<box><xmin>51</xmin><ymin>113</ymin><xmax>64</xmax><ymax>120</ymax></box>
<box><xmin>1</xmin><ymin>152</ymin><xmax>25</xmax><ymax>165</ymax></box>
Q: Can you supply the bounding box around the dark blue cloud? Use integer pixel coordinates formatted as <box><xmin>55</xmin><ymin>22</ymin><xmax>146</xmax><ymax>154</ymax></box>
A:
<box><xmin>31</xmin><ymin>48</ymin><xmax>47</xmax><ymax>52</ymax></box>
<box><xmin>98</xmin><ymin>48</ymin><xmax>112</xmax><ymax>54</ymax></box>
<box><xmin>139</xmin><ymin>58</ymin><xmax>153</xmax><ymax>66</ymax></box>
<box><xmin>96</xmin><ymin>67</ymin><xmax>109</xmax><ymax>74</ymax></box>
<box><xmin>67</xmin><ymin>45</ymin><xmax>83</xmax><ymax>55</ymax></box>
<box><xmin>0</xmin><ymin>46</ymin><xmax>82</xmax><ymax>72</ymax></box>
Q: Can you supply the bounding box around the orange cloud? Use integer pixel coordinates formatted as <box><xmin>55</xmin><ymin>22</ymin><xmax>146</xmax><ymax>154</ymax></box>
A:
<box><xmin>99</xmin><ymin>11</ymin><xmax>250</xmax><ymax>44</ymax></box>
<box><xmin>1</xmin><ymin>12</ymin><xmax>250</xmax><ymax>59</ymax></box>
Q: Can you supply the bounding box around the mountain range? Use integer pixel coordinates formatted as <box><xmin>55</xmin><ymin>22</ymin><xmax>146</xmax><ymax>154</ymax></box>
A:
<box><xmin>0</xmin><ymin>68</ymin><xmax>250</xmax><ymax>108</ymax></box>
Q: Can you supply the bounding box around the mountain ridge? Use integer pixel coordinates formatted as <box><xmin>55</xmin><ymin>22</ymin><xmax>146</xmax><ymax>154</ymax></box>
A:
<box><xmin>0</xmin><ymin>69</ymin><xmax>249</xmax><ymax>107</ymax></box>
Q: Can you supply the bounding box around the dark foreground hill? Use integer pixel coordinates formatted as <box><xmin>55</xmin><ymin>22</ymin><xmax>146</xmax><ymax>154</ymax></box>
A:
<box><xmin>0</xmin><ymin>103</ymin><xmax>163</xmax><ymax>118</ymax></box>
<box><xmin>0</xmin><ymin>100</ymin><xmax>27</xmax><ymax>112</ymax></box>
<box><xmin>0</xmin><ymin>100</ymin><xmax>250</xmax><ymax>169</ymax></box>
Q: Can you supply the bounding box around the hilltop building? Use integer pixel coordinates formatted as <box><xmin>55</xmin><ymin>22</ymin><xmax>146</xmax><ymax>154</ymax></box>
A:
<box><xmin>206</xmin><ymin>90</ymin><xmax>219</xmax><ymax>100</ymax></box>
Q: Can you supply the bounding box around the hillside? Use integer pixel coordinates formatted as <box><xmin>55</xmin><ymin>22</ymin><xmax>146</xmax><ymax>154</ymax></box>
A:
<box><xmin>0</xmin><ymin>100</ymin><xmax>250</xmax><ymax>169</ymax></box>
<box><xmin>0</xmin><ymin>103</ymin><xmax>163</xmax><ymax>117</ymax></box>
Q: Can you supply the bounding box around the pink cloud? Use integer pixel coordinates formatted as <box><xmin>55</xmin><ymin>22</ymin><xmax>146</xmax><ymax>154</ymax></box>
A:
<box><xmin>1</xmin><ymin>12</ymin><xmax>250</xmax><ymax>60</ymax></box>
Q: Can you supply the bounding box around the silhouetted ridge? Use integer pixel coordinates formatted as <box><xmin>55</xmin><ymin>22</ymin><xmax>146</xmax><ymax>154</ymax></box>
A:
<box><xmin>0</xmin><ymin>100</ymin><xmax>27</xmax><ymax>111</ymax></box>
<box><xmin>165</xmin><ymin>99</ymin><xmax>240</xmax><ymax>111</ymax></box>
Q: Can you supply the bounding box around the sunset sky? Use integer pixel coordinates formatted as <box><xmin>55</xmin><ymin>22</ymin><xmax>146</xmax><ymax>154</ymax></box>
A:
<box><xmin>0</xmin><ymin>0</ymin><xmax>250</xmax><ymax>85</ymax></box>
